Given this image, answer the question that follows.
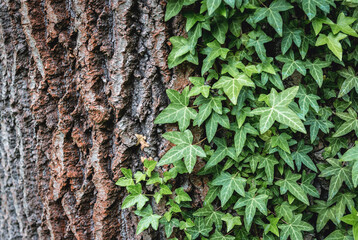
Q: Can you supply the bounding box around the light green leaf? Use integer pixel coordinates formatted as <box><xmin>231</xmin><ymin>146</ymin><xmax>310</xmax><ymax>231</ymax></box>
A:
<box><xmin>213</xmin><ymin>74</ymin><xmax>255</xmax><ymax>105</ymax></box>
<box><xmin>234</xmin><ymin>191</ymin><xmax>268</xmax><ymax>231</ymax></box>
<box><xmin>316</xmin><ymin>33</ymin><xmax>347</xmax><ymax>60</ymax></box>
<box><xmin>278</xmin><ymin>214</ymin><xmax>313</xmax><ymax>240</ymax></box>
<box><xmin>212</xmin><ymin>171</ymin><xmax>246</xmax><ymax>206</ymax></box>
<box><xmin>158</xmin><ymin>130</ymin><xmax>206</xmax><ymax>173</ymax></box>
<box><xmin>165</xmin><ymin>0</ymin><xmax>184</xmax><ymax>21</ymax></box>
<box><xmin>135</xmin><ymin>205</ymin><xmax>161</xmax><ymax>234</ymax></box>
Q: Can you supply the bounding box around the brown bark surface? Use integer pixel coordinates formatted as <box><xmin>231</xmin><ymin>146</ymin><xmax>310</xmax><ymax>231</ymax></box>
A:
<box><xmin>0</xmin><ymin>1</ymin><xmax>199</xmax><ymax>239</ymax></box>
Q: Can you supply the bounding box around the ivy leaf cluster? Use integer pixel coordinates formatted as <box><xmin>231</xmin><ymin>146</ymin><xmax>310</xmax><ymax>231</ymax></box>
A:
<box><xmin>116</xmin><ymin>0</ymin><xmax>358</xmax><ymax>239</ymax></box>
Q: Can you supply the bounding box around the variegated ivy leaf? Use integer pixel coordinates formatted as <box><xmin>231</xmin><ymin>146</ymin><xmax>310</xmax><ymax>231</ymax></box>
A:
<box><xmin>234</xmin><ymin>190</ymin><xmax>268</xmax><ymax>231</ymax></box>
<box><xmin>310</xmin><ymin>200</ymin><xmax>338</xmax><ymax>232</ymax></box>
<box><xmin>212</xmin><ymin>73</ymin><xmax>255</xmax><ymax>105</ymax></box>
<box><xmin>292</xmin><ymin>140</ymin><xmax>317</xmax><ymax>172</ymax></box>
<box><xmin>276</xmin><ymin>50</ymin><xmax>307</xmax><ymax>79</ymax></box>
<box><xmin>281</xmin><ymin>26</ymin><xmax>302</xmax><ymax>54</ymax></box>
<box><xmin>275</xmin><ymin>170</ymin><xmax>310</xmax><ymax>205</ymax></box>
<box><xmin>155</xmin><ymin>87</ymin><xmax>197</xmax><ymax>131</ymax></box>
<box><xmin>205</xmin><ymin>110</ymin><xmax>230</xmax><ymax>142</ymax></box>
<box><xmin>212</xmin><ymin>171</ymin><xmax>246</xmax><ymax>207</ymax></box>
<box><xmin>210</xmin><ymin>231</ymin><xmax>235</xmax><ymax>240</ymax></box>
<box><xmin>305</xmin><ymin>59</ymin><xmax>331</xmax><ymax>87</ymax></box>
<box><xmin>193</xmin><ymin>95</ymin><xmax>225</xmax><ymax>126</ymax></box>
<box><xmin>333</xmin><ymin>108</ymin><xmax>358</xmax><ymax>137</ymax></box>
<box><xmin>247</xmin><ymin>30</ymin><xmax>272</xmax><ymax>61</ymax></box>
<box><xmin>251</xmin><ymin>86</ymin><xmax>306</xmax><ymax>134</ymax></box>
<box><xmin>250</xmin><ymin>0</ymin><xmax>293</xmax><ymax>36</ymax></box>
<box><xmin>193</xmin><ymin>204</ymin><xmax>224</xmax><ymax>230</ymax></box>
<box><xmin>319</xmin><ymin>158</ymin><xmax>353</xmax><ymax>200</ymax></box>
<box><xmin>135</xmin><ymin>205</ymin><xmax>161</xmax><ymax>234</ymax></box>
<box><xmin>158</xmin><ymin>130</ymin><xmax>206</xmax><ymax>173</ymax></box>
<box><xmin>341</xmin><ymin>145</ymin><xmax>358</xmax><ymax>187</ymax></box>
<box><xmin>205</xmin><ymin>137</ymin><xmax>236</xmax><ymax>170</ymax></box>
<box><xmin>305</xmin><ymin>115</ymin><xmax>334</xmax><ymax>143</ymax></box>
<box><xmin>167</xmin><ymin>36</ymin><xmax>198</xmax><ymax>68</ymax></box>
<box><xmin>258</xmin><ymin>155</ymin><xmax>279</xmax><ymax>185</ymax></box>
<box><xmin>278</xmin><ymin>214</ymin><xmax>314</xmax><ymax>240</ymax></box>
<box><xmin>186</xmin><ymin>217</ymin><xmax>212</xmax><ymax>238</ymax></box>
<box><xmin>338</xmin><ymin>67</ymin><xmax>358</xmax><ymax>98</ymax></box>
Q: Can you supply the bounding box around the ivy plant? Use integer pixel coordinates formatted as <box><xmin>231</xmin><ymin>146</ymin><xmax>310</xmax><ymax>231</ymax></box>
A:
<box><xmin>116</xmin><ymin>0</ymin><xmax>358</xmax><ymax>239</ymax></box>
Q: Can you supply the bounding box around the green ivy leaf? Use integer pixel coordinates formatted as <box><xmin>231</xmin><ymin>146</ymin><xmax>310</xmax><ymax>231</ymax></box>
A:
<box><xmin>338</xmin><ymin>67</ymin><xmax>358</xmax><ymax>98</ymax></box>
<box><xmin>234</xmin><ymin>190</ymin><xmax>268</xmax><ymax>231</ymax></box>
<box><xmin>278</xmin><ymin>214</ymin><xmax>313</xmax><ymax>240</ymax></box>
<box><xmin>221</xmin><ymin>213</ymin><xmax>242</xmax><ymax>232</ymax></box>
<box><xmin>319</xmin><ymin>158</ymin><xmax>353</xmax><ymax>200</ymax></box>
<box><xmin>252</xmin><ymin>87</ymin><xmax>306</xmax><ymax>134</ymax></box>
<box><xmin>135</xmin><ymin>205</ymin><xmax>161</xmax><ymax>234</ymax></box>
<box><xmin>281</xmin><ymin>26</ymin><xmax>302</xmax><ymax>54</ymax></box>
<box><xmin>207</xmin><ymin>0</ymin><xmax>222</xmax><ymax>15</ymax></box>
<box><xmin>301</xmin><ymin>0</ymin><xmax>332</xmax><ymax>20</ymax></box>
<box><xmin>276</xmin><ymin>171</ymin><xmax>310</xmax><ymax>205</ymax></box>
<box><xmin>264</xmin><ymin>215</ymin><xmax>280</xmax><ymax>237</ymax></box>
<box><xmin>251</xmin><ymin>0</ymin><xmax>293</xmax><ymax>36</ymax></box>
<box><xmin>247</xmin><ymin>31</ymin><xmax>272</xmax><ymax>61</ymax></box>
<box><xmin>206</xmin><ymin>111</ymin><xmax>230</xmax><ymax>142</ymax></box>
<box><xmin>212</xmin><ymin>16</ymin><xmax>228</xmax><ymax>44</ymax></box>
<box><xmin>193</xmin><ymin>204</ymin><xmax>225</xmax><ymax>230</ymax></box>
<box><xmin>160</xmin><ymin>218</ymin><xmax>180</xmax><ymax>238</ymax></box>
<box><xmin>311</xmin><ymin>200</ymin><xmax>337</xmax><ymax>232</ymax></box>
<box><xmin>276</xmin><ymin>50</ymin><xmax>307</xmax><ymax>79</ymax></box>
<box><xmin>186</xmin><ymin>217</ymin><xmax>212</xmax><ymax>239</ymax></box>
<box><xmin>330</xmin><ymin>12</ymin><xmax>358</xmax><ymax>37</ymax></box>
<box><xmin>292</xmin><ymin>140</ymin><xmax>317</xmax><ymax>172</ymax></box>
<box><xmin>212</xmin><ymin>171</ymin><xmax>246</xmax><ymax>206</ymax></box>
<box><xmin>175</xmin><ymin>187</ymin><xmax>192</xmax><ymax>203</ymax></box>
<box><xmin>333</xmin><ymin>108</ymin><xmax>358</xmax><ymax>137</ymax></box>
<box><xmin>158</xmin><ymin>130</ymin><xmax>206</xmax><ymax>173</ymax></box>
<box><xmin>316</xmin><ymin>33</ymin><xmax>347</xmax><ymax>60</ymax></box>
<box><xmin>258</xmin><ymin>155</ymin><xmax>279</xmax><ymax>184</ymax></box>
<box><xmin>212</xmin><ymin>73</ymin><xmax>255</xmax><ymax>105</ymax></box>
<box><xmin>155</xmin><ymin>87</ymin><xmax>197</xmax><ymax>131</ymax></box>
<box><xmin>209</xmin><ymin>231</ymin><xmax>235</xmax><ymax>240</ymax></box>
<box><xmin>341</xmin><ymin>208</ymin><xmax>358</xmax><ymax>240</ymax></box>
<box><xmin>165</xmin><ymin>0</ymin><xmax>184</xmax><ymax>21</ymax></box>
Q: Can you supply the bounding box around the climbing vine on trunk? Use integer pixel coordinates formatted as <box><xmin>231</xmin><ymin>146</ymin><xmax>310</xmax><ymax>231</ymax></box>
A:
<box><xmin>117</xmin><ymin>0</ymin><xmax>358</xmax><ymax>239</ymax></box>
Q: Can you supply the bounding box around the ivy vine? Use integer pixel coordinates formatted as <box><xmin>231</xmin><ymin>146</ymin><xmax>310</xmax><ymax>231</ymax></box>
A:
<box><xmin>117</xmin><ymin>0</ymin><xmax>358</xmax><ymax>239</ymax></box>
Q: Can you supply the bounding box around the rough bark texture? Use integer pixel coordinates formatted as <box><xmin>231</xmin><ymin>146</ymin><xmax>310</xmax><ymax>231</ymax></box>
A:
<box><xmin>0</xmin><ymin>1</ymin><xmax>200</xmax><ymax>239</ymax></box>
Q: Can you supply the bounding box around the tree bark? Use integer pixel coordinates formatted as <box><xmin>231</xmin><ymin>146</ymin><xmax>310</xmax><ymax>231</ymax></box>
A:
<box><xmin>0</xmin><ymin>0</ymin><xmax>197</xmax><ymax>239</ymax></box>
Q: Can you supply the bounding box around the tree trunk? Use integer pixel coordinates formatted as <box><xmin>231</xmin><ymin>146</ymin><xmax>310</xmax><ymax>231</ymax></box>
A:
<box><xmin>0</xmin><ymin>0</ymin><xmax>196</xmax><ymax>239</ymax></box>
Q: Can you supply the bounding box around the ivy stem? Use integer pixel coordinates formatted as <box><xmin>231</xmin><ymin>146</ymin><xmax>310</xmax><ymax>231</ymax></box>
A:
<box><xmin>257</xmin><ymin>0</ymin><xmax>268</xmax><ymax>8</ymax></box>
<box><xmin>194</xmin><ymin>137</ymin><xmax>207</xmax><ymax>145</ymax></box>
